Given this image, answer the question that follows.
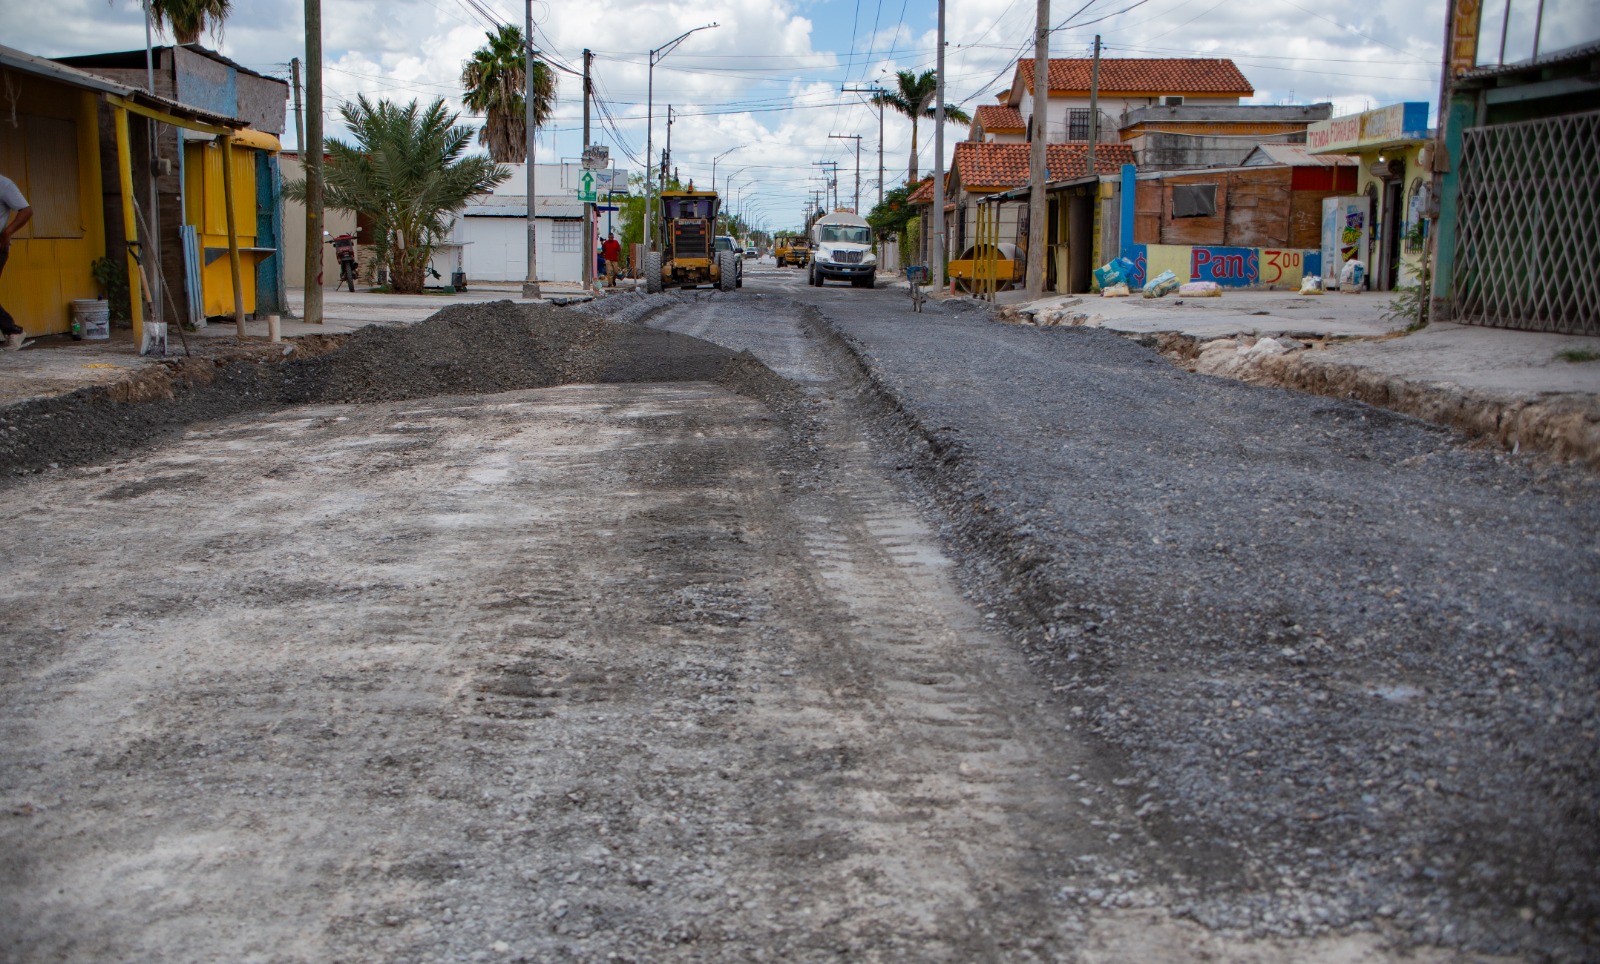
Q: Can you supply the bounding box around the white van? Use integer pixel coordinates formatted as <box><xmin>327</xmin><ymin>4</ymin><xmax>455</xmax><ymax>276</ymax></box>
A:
<box><xmin>808</xmin><ymin>212</ymin><xmax>877</xmax><ymax>288</ymax></box>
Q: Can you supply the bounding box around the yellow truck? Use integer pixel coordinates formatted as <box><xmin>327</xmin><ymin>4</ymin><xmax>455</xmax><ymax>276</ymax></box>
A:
<box><xmin>776</xmin><ymin>236</ymin><xmax>811</xmax><ymax>268</ymax></box>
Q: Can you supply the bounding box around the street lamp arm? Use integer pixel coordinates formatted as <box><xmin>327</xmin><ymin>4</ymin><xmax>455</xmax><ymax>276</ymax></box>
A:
<box><xmin>651</xmin><ymin>23</ymin><xmax>719</xmax><ymax>64</ymax></box>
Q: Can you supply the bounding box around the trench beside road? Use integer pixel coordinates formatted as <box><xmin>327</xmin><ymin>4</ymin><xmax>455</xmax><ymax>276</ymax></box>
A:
<box><xmin>0</xmin><ymin>273</ymin><xmax>1596</xmax><ymax>962</ymax></box>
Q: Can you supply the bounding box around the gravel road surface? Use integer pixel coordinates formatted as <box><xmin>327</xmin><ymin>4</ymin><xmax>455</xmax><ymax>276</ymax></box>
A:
<box><xmin>750</xmin><ymin>263</ymin><xmax>1598</xmax><ymax>959</ymax></box>
<box><xmin>0</xmin><ymin>269</ymin><xmax>1594</xmax><ymax>962</ymax></box>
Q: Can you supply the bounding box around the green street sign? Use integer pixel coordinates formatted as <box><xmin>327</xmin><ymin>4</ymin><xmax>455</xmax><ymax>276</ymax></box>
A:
<box><xmin>577</xmin><ymin>170</ymin><xmax>598</xmax><ymax>203</ymax></box>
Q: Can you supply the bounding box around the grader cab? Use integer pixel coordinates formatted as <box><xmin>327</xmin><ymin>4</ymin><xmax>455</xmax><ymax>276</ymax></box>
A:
<box><xmin>643</xmin><ymin>189</ymin><xmax>739</xmax><ymax>292</ymax></box>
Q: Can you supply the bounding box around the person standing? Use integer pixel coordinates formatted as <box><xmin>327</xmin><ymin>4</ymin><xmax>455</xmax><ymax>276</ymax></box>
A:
<box><xmin>601</xmin><ymin>232</ymin><xmax>622</xmax><ymax>287</ymax></box>
<box><xmin>0</xmin><ymin>173</ymin><xmax>34</xmax><ymax>352</ymax></box>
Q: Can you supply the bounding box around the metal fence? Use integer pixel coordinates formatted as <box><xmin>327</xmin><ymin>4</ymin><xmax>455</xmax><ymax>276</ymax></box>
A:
<box><xmin>1450</xmin><ymin>109</ymin><xmax>1599</xmax><ymax>335</ymax></box>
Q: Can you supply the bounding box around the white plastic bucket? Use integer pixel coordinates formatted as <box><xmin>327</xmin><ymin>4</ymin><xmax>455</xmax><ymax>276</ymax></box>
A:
<box><xmin>70</xmin><ymin>299</ymin><xmax>111</xmax><ymax>340</ymax></box>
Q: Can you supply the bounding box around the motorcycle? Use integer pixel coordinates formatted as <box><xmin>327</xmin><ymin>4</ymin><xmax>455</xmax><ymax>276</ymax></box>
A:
<box><xmin>325</xmin><ymin>233</ymin><xmax>359</xmax><ymax>292</ymax></box>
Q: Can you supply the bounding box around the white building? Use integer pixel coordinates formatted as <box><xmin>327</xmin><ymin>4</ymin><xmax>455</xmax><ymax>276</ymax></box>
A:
<box><xmin>445</xmin><ymin>162</ymin><xmax>597</xmax><ymax>285</ymax></box>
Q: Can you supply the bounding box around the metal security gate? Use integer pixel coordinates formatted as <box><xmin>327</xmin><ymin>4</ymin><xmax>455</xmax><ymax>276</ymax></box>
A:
<box><xmin>1451</xmin><ymin>110</ymin><xmax>1600</xmax><ymax>335</ymax></box>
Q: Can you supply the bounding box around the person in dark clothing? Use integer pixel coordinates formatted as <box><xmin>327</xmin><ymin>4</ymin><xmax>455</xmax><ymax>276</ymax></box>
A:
<box><xmin>0</xmin><ymin>173</ymin><xmax>34</xmax><ymax>352</ymax></box>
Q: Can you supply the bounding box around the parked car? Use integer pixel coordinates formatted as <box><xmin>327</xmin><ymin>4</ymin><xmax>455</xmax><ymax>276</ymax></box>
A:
<box><xmin>713</xmin><ymin>235</ymin><xmax>744</xmax><ymax>287</ymax></box>
<box><xmin>745</xmin><ymin>246</ymin><xmax>759</xmax><ymax>259</ymax></box>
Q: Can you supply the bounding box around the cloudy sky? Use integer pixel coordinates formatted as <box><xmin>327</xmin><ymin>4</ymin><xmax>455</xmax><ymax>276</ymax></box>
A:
<box><xmin>12</xmin><ymin>0</ymin><xmax>1450</xmax><ymax>232</ymax></box>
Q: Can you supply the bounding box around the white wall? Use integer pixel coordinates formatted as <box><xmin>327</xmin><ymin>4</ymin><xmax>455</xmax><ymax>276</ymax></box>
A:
<box><xmin>458</xmin><ymin>217</ymin><xmax>584</xmax><ymax>284</ymax></box>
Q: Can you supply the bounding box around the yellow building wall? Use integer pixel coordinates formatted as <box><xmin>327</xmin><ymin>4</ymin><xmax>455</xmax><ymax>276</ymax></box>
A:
<box><xmin>1353</xmin><ymin>142</ymin><xmax>1430</xmax><ymax>289</ymax></box>
<box><xmin>184</xmin><ymin>139</ymin><xmax>258</xmax><ymax>317</ymax></box>
<box><xmin>0</xmin><ymin>80</ymin><xmax>106</xmax><ymax>336</ymax></box>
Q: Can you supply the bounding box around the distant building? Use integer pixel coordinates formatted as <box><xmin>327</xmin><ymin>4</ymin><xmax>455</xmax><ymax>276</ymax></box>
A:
<box><xmin>1006</xmin><ymin>58</ymin><xmax>1255</xmax><ymax>144</ymax></box>
<box><xmin>969</xmin><ymin>104</ymin><xmax>1026</xmax><ymax>144</ymax></box>
<box><xmin>1119</xmin><ymin>102</ymin><xmax>1334</xmax><ymax>170</ymax></box>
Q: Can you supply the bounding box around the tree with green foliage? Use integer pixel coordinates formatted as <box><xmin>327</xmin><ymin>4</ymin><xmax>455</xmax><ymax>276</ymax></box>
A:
<box><xmin>867</xmin><ymin>182</ymin><xmax>919</xmax><ymax>237</ymax></box>
<box><xmin>460</xmin><ymin>25</ymin><xmax>557</xmax><ymax>164</ymax></box>
<box><xmin>146</xmin><ymin>0</ymin><xmax>231</xmax><ymax>44</ymax></box>
<box><xmin>286</xmin><ymin>95</ymin><xmax>509</xmax><ymax>294</ymax></box>
<box><xmin>872</xmin><ymin>70</ymin><xmax>971</xmax><ymax>185</ymax></box>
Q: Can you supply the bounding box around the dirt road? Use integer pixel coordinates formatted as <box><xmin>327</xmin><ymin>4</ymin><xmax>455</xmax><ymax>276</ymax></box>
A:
<box><xmin>0</xmin><ymin>286</ymin><xmax>1577</xmax><ymax>961</ymax></box>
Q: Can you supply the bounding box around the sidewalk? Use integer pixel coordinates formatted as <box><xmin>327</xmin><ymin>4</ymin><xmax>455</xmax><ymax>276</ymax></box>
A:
<box><xmin>985</xmin><ymin>286</ymin><xmax>1600</xmax><ymax>465</ymax></box>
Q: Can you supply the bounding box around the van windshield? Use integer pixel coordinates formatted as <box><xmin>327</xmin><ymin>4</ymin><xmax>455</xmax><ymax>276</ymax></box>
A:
<box><xmin>818</xmin><ymin>223</ymin><xmax>871</xmax><ymax>245</ymax></box>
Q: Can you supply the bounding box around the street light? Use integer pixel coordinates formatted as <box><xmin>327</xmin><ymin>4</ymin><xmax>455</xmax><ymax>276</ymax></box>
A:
<box><xmin>645</xmin><ymin>23</ymin><xmax>719</xmax><ymax>251</ymax></box>
<box><xmin>711</xmin><ymin>146</ymin><xmax>743</xmax><ymax>233</ymax></box>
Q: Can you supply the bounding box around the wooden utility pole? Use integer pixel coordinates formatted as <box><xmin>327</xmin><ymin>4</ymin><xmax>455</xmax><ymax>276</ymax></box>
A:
<box><xmin>291</xmin><ymin>57</ymin><xmax>304</xmax><ymax>152</ymax></box>
<box><xmin>304</xmin><ymin>0</ymin><xmax>324</xmax><ymax>324</ymax></box>
<box><xmin>1025</xmin><ymin>0</ymin><xmax>1050</xmax><ymax>297</ymax></box>
<box><xmin>521</xmin><ymin>0</ymin><xmax>541</xmax><ymax>299</ymax></box>
<box><xmin>829</xmin><ymin>134</ymin><xmax>861</xmax><ymax>212</ymax></box>
<box><xmin>1086</xmin><ymin>36</ymin><xmax>1102</xmax><ymax>173</ymax></box>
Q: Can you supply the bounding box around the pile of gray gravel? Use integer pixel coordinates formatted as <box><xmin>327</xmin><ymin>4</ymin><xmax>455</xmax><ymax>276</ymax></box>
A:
<box><xmin>0</xmin><ymin>300</ymin><xmax>798</xmax><ymax>480</ymax></box>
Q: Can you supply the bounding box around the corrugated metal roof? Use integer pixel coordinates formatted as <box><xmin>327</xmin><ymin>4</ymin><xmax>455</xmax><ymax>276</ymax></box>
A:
<box><xmin>1242</xmin><ymin>143</ymin><xmax>1358</xmax><ymax>167</ymax></box>
<box><xmin>0</xmin><ymin>43</ymin><xmax>243</xmax><ymax>128</ymax></box>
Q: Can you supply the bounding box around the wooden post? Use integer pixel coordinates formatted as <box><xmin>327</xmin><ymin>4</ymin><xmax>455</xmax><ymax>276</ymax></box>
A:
<box><xmin>113</xmin><ymin>105</ymin><xmax>145</xmax><ymax>347</ymax></box>
<box><xmin>220</xmin><ymin>135</ymin><xmax>246</xmax><ymax>337</ymax></box>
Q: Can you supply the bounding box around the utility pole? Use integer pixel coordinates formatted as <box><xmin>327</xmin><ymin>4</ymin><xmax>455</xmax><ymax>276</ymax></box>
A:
<box><xmin>304</xmin><ymin>0</ymin><xmax>323</xmax><ymax>324</ymax></box>
<box><xmin>843</xmin><ymin>86</ymin><xmax>887</xmax><ymax>209</ymax></box>
<box><xmin>521</xmin><ymin>0</ymin><xmax>541</xmax><ymax>300</ymax></box>
<box><xmin>829</xmin><ymin>134</ymin><xmax>861</xmax><ymax>212</ymax></box>
<box><xmin>663</xmin><ymin>106</ymin><xmax>675</xmax><ymax>191</ymax></box>
<box><xmin>582</xmin><ymin>48</ymin><xmax>593</xmax><ymax>289</ymax></box>
<box><xmin>1026</xmin><ymin>0</ymin><xmax>1050</xmax><ymax>298</ymax></box>
<box><xmin>1086</xmin><ymin>35</ymin><xmax>1102</xmax><ymax>174</ymax></box>
<box><xmin>813</xmin><ymin>161</ymin><xmax>840</xmax><ymax>211</ymax></box>
<box><xmin>291</xmin><ymin>57</ymin><xmax>304</xmax><ymax>153</ymax></box>
<box><xmin>932</xmin><ymin>0</ymin><xmax>947</xmax><ymax>288</ymax></box>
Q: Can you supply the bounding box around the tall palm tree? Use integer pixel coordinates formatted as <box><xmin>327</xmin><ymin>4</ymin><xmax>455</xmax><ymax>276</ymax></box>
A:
<box><xmin>872</xmin><ymin>69</ymin><xmax>971</xmax><ymax>184</ymax></box>
<box><xmin>287</xmin><ymin>95</ymin><xmax>510</xmax><ymax>294</ymax></box>
<box><xmin>460</xmin><ymin>25</ymin><xmax>557</xmax><ymax>164</ymax></box>
<box><xmin>147</xmin><ymin>0</ymin><xmax>231</xmax><ymax>45</ymax></box>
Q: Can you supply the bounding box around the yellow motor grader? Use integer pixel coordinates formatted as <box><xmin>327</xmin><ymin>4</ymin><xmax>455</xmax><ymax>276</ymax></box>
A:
<box><xmin>643</xmin><ymin>189</ymin><xmax>739</xmax><ymax>292</ymax></box>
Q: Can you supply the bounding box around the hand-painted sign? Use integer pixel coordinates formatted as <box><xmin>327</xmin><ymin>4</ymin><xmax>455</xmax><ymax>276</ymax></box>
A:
<box><xmin>1191</xmin><ymin>246</ymin><xmax>1259</xmax><ymax>285</ymax></box>
<box><xmin>1307</xmin><ymin>103</ymin><xmax>1429</xmax><ymax>153</ymax></box>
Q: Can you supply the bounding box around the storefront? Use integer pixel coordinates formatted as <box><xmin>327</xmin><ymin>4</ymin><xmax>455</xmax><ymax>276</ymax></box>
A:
<box><xmin>1306</xmin><ymin>102</ymin><xmax>1433</xmax><ymax>291</ymax></box>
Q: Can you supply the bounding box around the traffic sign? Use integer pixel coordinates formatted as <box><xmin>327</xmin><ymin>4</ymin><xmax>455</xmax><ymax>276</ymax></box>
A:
<box><xmin>577</xmin><ymin>170</ymin><xmax>598</xmax><ymax>203</ymax></box>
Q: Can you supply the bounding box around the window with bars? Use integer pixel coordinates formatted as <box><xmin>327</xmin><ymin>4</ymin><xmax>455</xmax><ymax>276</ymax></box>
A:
<box><xmin>1066</xmin><ymin>109</ymin><xmax>1092</xmax><ymax>141</ymax></box>
<box><xmin>553</xmin><ymin>221</ymin><xmax>581</xmax><ymax>253</ymax></box>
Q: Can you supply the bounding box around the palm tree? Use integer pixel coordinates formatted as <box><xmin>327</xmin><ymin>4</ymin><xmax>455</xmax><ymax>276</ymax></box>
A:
<box><xmin>147</xmin><ymin>0</ymin><xmax>231</xmax><ymax>45</ymax></box>
<box><xmin>872</xmin><ymin>70</ymin><xmax>971</xmax><ymax>184</ymax></box>
<box><xmin>287</xmin><ymin>95</ymin><xmax>510</xmax><ymax>294</ymax></box>
<box><xmin>460</xmin><ymin>25</ymin><xmax>557</xmax><ymax>164</ymax></box>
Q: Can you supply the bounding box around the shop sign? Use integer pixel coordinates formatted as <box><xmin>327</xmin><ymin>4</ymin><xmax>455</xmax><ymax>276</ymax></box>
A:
<box><xmin>1307</xmin><ymin>102</ymin><xmax>1429</xmax><ymax>152</ymax></box>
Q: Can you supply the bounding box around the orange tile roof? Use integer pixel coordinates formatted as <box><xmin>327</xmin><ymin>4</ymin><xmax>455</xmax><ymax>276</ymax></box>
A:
<box><xmin>952</xmin><ymin>141</ymin><xmax>1136</xmax><ymax>190</ymax></box>
<box><xmin>907</xmin><ymin>177</ymin><xmax>936</xmax><ymax>204</ymax></box>
<box><xmin>974</xmin><ymin>104</ymin><xmax>1025</xmax><ymax>132</ymax></box>
<box><xmin>1017</xmin><ymin>58</ymin><xmax>1253</xmax><ymax>96</ymax></box>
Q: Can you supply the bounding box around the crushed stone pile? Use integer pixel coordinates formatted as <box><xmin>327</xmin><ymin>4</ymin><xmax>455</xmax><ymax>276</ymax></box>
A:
<box><xmin>0</xmin><ymin>301</ymin><xmax>798</xmax><ymax>480</ymax></box>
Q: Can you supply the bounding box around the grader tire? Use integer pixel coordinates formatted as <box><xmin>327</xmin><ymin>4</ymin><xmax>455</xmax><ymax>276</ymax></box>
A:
<box><xmin>644</xmin><ymin>252</ymin><xmax>663</xmax><ymax>293</ymax></box>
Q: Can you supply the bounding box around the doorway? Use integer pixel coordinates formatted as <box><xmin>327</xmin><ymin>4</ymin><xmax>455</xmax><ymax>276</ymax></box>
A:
<box><xmin>1381</xmin><ymin>178</ymin><xmax>1404</xmax><ymax>291</ymax></box>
